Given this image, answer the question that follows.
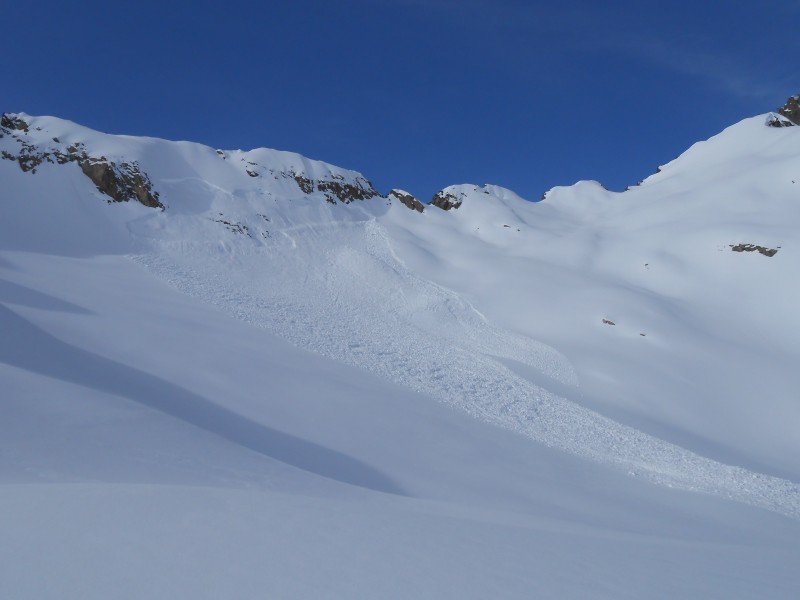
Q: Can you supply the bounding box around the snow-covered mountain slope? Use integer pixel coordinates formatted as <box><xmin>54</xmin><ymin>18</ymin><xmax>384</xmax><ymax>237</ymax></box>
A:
<box><xmin>384</xmin><ymin>115</ymin><xmax>800</xmax><ymax>481</ymax></box>
<box><xmin>2</xmin><ymin>111</ymin><xmax>799</xmax><ymax>599</ymax></box>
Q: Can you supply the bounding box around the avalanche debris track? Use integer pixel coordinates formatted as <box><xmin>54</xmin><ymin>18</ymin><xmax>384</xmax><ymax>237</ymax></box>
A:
<box><xmin>131</xmin><ymin>215</ymin><xmax>800</xmax><ymax>520</ymax></box>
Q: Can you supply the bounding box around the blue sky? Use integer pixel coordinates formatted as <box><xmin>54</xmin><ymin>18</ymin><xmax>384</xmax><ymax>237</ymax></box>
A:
<box><xmin>2</xmin><ymin>0</ymin><xmax>796</xmax><ymax>200</ymax></box>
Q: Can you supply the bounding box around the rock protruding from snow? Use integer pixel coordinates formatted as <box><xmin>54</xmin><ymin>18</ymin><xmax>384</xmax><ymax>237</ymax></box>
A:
<box><xmin>1</xmin><ymin>112</ymin><xmax>29</xmax><ymax>132</ymax></box>
<box><xmin>777</xmin><ymin>95</ymin><xmax>800</xmax><ymax>125</ymax></box>
<box><xmin>79</xmin><ymin>158</ymin><xmax>162</xmax><ymax>209</ymax></box>
<box><xmin>766</xmin><ymin>112</ymin><xmax>795</xmax><ymax>128</ymax></box>
<box><xmin>430</xmin><ymin>188</ymin><xmax>466</xmax><ymax>210</ymax></box>
<box><xmin>426</xmin><ymin>184</ymin><xmax>534</xmax><ymax>221</ymax></box>
<box><xmin>730</xmin><ymin>243</ymin><xmax>779</xmax><ymax>257</ymax></box>
<box><xmin>291</xmin><ymin>171</ymin><xmax>379</xmax><ymax>204</ymax></box>
<box><xmin>388</xmin><ymin>189</ymin><xmax>424</xmax><ymax>213</ymax></box>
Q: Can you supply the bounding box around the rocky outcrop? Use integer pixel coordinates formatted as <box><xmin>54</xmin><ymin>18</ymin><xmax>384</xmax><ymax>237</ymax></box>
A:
<box><xmin>318</xmin><ymin>178</ymin><xmax>377</xmax><ymax>203</ymax></box>
<box><xmin>430</xmin><ymin>189</ymin><xmax>463</xmax><ymax>210</ymax></box>
<box><xmin>78</xmin><ymin>159</ymin><xmax>162</xmax><ymax>208</ymax></box>
<box><xmin>388</xmin><ymin>189</ymin><xmax>424</xmax><ymax>213</ymax></box>
<box><xmin>290</xmin><ymin>171</ymin><xmax>378</xmax><ymax>204</ymax></box>
<box><xmin>766</xmin><ymin>113</ymin><xmax>794</xmax><ymax>128</ymax></box>
<box><xmin>293</xmin><ymin>173</ymin><xmax>315</xmax><ymax>194</ymax></box>
<box><xmin>1</xmin><ymin>114</ymin><xmax>162</xmax><ymax>209</ymax></box>
<box><xmin>730</xmin><ymin>243</ymin><xmax>779</xmax><ymax>257</ymax></box>
<box><xmin>1</xmin><ymin>113</ymin><xmax>29</xmax><ymax>132</ymax></box>
<box><xmin>777</xmin><ymin>96</ymin><xmax>800</xmax><ymax>125</ymax></box>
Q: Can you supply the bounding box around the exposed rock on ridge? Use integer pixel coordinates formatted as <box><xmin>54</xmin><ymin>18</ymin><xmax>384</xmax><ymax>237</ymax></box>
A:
<box><xmin>1</xmin><ymin>113</ymin><xmax>29</xmax><ymax>132</ymax></box>
<box><xmin>766</xmin><ymin>113</ymin><xmax>794</xmax><ymax>128</ymax></box>
<box><xmin>430</xmin><ymin>189</ymin><xmax>464</xmax><ymax>210</ymax></box>
<box><xmin>388</xmin><ymin>189</ymin><xmax>424</xmax><ymax>213</ymax></box>
<box><xmin>291</xmin><ymin>171</ymin><xmax>378</xmax><ymax>204</ymax></box>
<box><xmin>1</xmin><ymin>113</ymin><xmax>162</xmax><ymax>209</ymax></box>
<box><xmin>777</xmin><ymin>95</ymin><xmax>800</xmax><ymax>125</ymax></box>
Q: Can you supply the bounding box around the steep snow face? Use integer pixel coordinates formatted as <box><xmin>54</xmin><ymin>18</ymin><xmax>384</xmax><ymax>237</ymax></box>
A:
<box><xmin>2</xmin><ymin>110</ymin><xmax>800</xmax><ymax>597</ymax></box>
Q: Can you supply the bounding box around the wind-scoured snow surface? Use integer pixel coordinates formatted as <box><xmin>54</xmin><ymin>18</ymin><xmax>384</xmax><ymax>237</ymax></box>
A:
<box><xmin>2</xmin><ymin>112</ymin><xmax>799</xmax><ymax>598</ymax></box>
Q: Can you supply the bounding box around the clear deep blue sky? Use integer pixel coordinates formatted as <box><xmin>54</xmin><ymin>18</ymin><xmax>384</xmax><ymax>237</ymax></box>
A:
<box><xmin>2</xmin><ymin>0</ymin><xmax>796</xmax><ymax>200</ymax></box>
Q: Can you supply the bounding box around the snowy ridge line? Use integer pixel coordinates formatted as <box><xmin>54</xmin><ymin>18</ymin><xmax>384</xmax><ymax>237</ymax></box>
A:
<box><xmin>129</xmin><ymin>217</ymin><xmax>800</xmax><ymax>520</ymax></box>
